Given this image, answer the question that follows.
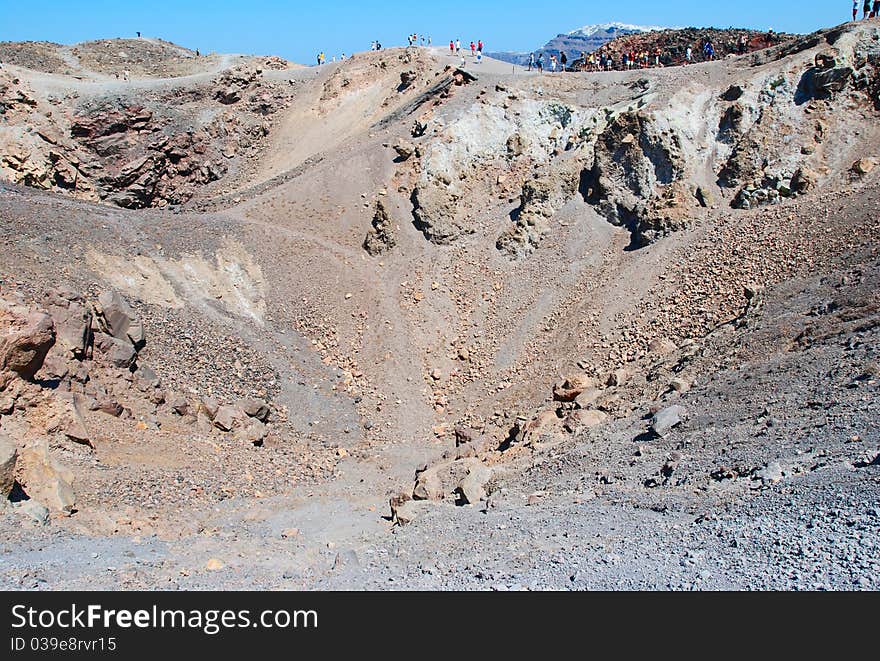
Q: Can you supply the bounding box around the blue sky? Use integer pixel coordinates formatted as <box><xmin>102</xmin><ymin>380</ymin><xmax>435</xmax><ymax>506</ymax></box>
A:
<box><xmin>2</xmin><ymin>1</ymin><xmax>850</xmax><ymax>64</ymax></box>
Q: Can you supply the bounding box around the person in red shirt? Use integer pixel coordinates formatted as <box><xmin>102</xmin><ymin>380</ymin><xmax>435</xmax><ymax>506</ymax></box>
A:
<box><xmin>477</xmin><ymin>40</ymin><xmax>483</xmax><ymax>52</ymax></box>
<box><xmin>450</xmin><ymin>40</ymin><xmax>454</xmax><ymax>53</ymax></box>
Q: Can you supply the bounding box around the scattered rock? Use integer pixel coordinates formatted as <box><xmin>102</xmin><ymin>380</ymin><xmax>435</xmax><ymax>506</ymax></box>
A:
<box><xmin>391</xmin><ymin>498</ymin><xmax>433</xmax><ymax>526</ymax></box>
<box><xmin>393</xmin><ymin>139</ymin><xmax>416</xmax><ymax>160</ymax></box>
<box><xmin>18</xmin><ymin>500</ymin><xmax>50</xmax><ymax>525</ymax></box>
<box><xmin>648</xmin><ymin>338</ymin><xmax>677</xmax><ymax>355</ymax></box>
<box><xmin>363</xmin><ymin>200</ymin><xmax>396</xmax><ymax>256</ymax></box>
<box><xmin>61</xmin><ymin>393</ymin><xmax>93</xmax><ymax>447</ymax></box>
<box><xmin>563</xmin><ymin>409</ymin><xmax>608</xmax><ymax>432</ymax></box>
<box><xmin>651</xmin><ymin>405</ymin><xmax>685</xmax><ymax>437</ymax></box>
<box><xmin>239</xmin><ymin>397</ymin><xmax>270</xmax><ymax>422</ymax></box>
<box><xmin>852</xmin><ymin>157</ymin><xmax>877</xmax><ymax>177</ymax></box>
<box><xmin>753</xmin><ymin>461</ymin><xmax>784</xmax><ymax>485</ymax></box>
<box><xmin>456</xmin><ymin>461</ymin><xmax>492</xmax><ymax>505</ymax></box>
<box><xmin>17</xmin><ymin>438</ymin><xmax>76</xmax><ymax>513</ymax></box>
<box><xmin>0</xmin><ymin>434</ymin><xmax>17</xmax><ymax>498</ymax></box>
<box><xmin>200</xmin><ymin>396</ymin><xmax>220</xmax><ymax>420</ymax></box>
<box><xmin>606</xmin><ymin>367</ymin><xmax>631</xmax><ymax>387</ymax></box>
<box><xmin>213</xmin><ymin>405</ymin><xmax>244</xmax><ymax>432</ymax></box>
<box><xmin>167</xmin><ymin>395</ymin><xmax>189</xmax><ymax>416</ymax></box>
<box><xmin>669</xmin><ymin>377</ymin><xmax>690</xmax><ymax>393</ymax></box>
<box><xmin>553</xmin><ymin>375</ymin><xmax>596</xmax><ymax>402</ymax></box>
<box><xmin>413</xmin><ymin>463</ymin><xmax>446</xmax><ymax>501</ymax></box>
<box><xmin>96</xmin><ymin>291</ymin><xmax>145</xmax><ymax>349</ymax></box>
<box><xmin>93</xmin><ymin>333</ymin><xmax>136</xmax><ymax>369</ymax></box>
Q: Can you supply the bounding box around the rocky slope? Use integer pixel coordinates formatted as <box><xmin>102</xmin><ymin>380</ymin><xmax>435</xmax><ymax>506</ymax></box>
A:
<box><xmin>0</xmin><ymin>21</ymin><xmax>878</xmax><ymax>590</ymax></box>
<box><xmin>573</xmin><ymin>26</ymin><xmax>795</xmax><ymax>68</ymax></box>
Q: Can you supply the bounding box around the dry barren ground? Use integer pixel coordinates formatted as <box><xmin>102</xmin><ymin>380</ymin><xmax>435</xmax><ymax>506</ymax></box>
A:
<box><xmin>0</xmin><ymin>23</ymin><xmax>878</xmax><ymax>589</ymax></box>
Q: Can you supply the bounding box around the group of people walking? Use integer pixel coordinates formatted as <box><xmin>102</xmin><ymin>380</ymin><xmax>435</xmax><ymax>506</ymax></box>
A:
<box><xmin>854</xmin><ymin>0</ymin><xmax>880</xmax><ymax>20</ymax></box>
<box><xmin>524</xmin><ymin>34</ymin><xmax>736</xmax><ymax>75</ymax></box>
<box><xmin>407</xmin><ymin>33</ymin><xmax>432</xmax><ymax>47</ymax></box>
<box><xmin>582</xmin><ymin>47</ymin><xmax>666</xmax><ymax>71</ymax></box>
<box><xmin>526</xmin><ymin>51</ymin><xmax>566</xmax><ymax>72</ymax></box>
<box><xmin>449</xmin><ymin>38</ymin><xmax>485</xmax><ymax>65</ymax></box>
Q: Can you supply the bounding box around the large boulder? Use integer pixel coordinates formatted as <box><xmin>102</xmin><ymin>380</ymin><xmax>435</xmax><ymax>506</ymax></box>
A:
<box><xmin>455</xmin><ymin>460</ymin><xmax>493</xmax><ymax>505</ymax></box>
<box><xmin>213</xmin><ymin>405</ymin><xmax>245</xmax><ymax>432</ymax></box>
<box><xmin>17</xmin><ymin>438</ymin><xmax>76</xmax><ymax>514</ymax></box>
<box><xmin>413</xmin><ymin>463</ymin><xmax>447</xmax><ymax>501</ymax></box>
<box><xmin>797</xmin><ymin>56</ymin><xmax>853</xmax><ymax>102</ymax></box>
<box><xmin>43</xmin><ymin>290</ymin><xmax>92</xmax><ymax>359</ymax></box>
<box><xmin>93</xmin><ymin>333</ymin><xmax>137</xmax><ymax>369</ymax></box>
<box><xmin>238</xmin><ymin>398</ymin><xmax>270</xmax><ymax>423</ymax></box>
<box><xmin>553</xmin><ymin>375</ymin><xmax>596</xmax><ymax>402</ymax></box>
<box><xmin>96</xmin><ymin>291</ymin><xmax>145</xmax><ymax>349</ymax></box>
<box><xmin>410</xmin><ymin>185</ymin><xmax>473</xmax><ymax>245</ymax></box>
<box><xmin>0</xmin><ymin>302</ymin><xmax>56</xmax><ymax>387</ymax></box>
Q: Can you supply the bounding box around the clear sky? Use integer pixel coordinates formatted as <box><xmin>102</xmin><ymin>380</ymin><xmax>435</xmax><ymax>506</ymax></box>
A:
<box><xmin>1</xmin><ymin>1</ymin><xmax>851</xmax><ymax>64</ymax></box>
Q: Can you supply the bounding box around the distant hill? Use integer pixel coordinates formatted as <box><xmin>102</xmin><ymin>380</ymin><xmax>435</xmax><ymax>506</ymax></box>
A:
<box><xmin>486</xmin><ymin>22</ymin><xmax>665</xmax><ymax>65</ymax></box>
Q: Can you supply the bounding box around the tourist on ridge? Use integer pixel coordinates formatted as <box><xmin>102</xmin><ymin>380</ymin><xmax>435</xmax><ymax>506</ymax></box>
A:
<box><xmin>560</xmin><ymin>51</ymin><xmax>567</xmax><ymax>71</ymax></box>
<box><xmin>872</xmin><ymin>0</ymin><xmax>879</xmax><ymax>17</ymax></box>
<box><xmin>854</xmin><ymin>0</ymin><xmax>859</xmax><ymax>19</ymax></box>
<box><xmin>864</xmin><ymin>0</ymin><xmax>871</xmax><ymax>18</ymax></box>
<box><xmin>470</xmin><ymin>41</ymin><xmax>476</xmax><ymax>56</ymax></box>
<box><xmin>477</xmin><ymin>40</ymin><xmax>483</xmax><ymax>52</ymax></box>
<box><xmin>703</xmin><ymin>40</ymin><xmax>715</xmax><ymax>60</ymax></box>
<box><xmin>450</xmin><ymin>40</ymin><xmax>455</xmax><ymax>53</ymax></box>
<box><xmin>528</xmin><ymin>52</ymin><xmax>535</xmax><ymax>71</ymax></box>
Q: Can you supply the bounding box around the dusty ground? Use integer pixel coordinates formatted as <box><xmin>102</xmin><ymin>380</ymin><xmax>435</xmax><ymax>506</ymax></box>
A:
<box><xmin>0</xmin><ymin>23</ymin><xmax>878</xmax><ymax>590</ymax></box>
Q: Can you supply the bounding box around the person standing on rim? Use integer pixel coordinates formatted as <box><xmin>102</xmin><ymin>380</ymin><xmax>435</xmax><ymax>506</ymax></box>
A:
<box><xmin>477</xmin><ymin>39</ymin><xmax>483</xmax><ymax>53</ymax></box>
<box><xmin>528</xmin><ymin>52</ymin><xmax>535</xmax><ymax>71</ymax></box>
<box><xmin>864</xmin><ymin>0</ymin><xmax>871</xmax><ymax>18</ymax></box>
